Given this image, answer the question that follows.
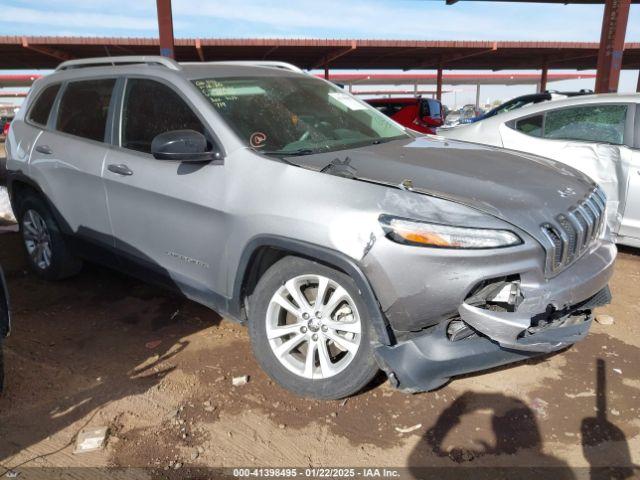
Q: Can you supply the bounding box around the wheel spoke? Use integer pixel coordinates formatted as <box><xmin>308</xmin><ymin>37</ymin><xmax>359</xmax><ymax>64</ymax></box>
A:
<box><xmin>35</xmin><ymin>245</ymin><xmax>45</xmax><ymax>266</ymax></box>
<box><xmin>266</xmin><ymin>322</ymin><xmax>304</xmax><ymax>340</ymax></box>
<box><xmin>284</xmin><ymin>279</ymin><xmax>310</xmax><ymax>310</ymax></box>
<box><xmin>324</xmin><ymin>319</ymin><xmax>361</xmax><ymax>334</ymax></box>
<box><xmin>42</xmin><ymin>244</ymin><xmax>52</xmax><ymax>266</ymax></box>
<box><xmin>274</xmin><ymin>333</ymin><xmax>306</xmax><ymax>358</ymax></box>
<box><xmin>26</xmin><ymin>210</ymin><xmax>37</xmax><ymax>229</ymax></box>
<box><xmin>322</xmin><ymin>286</ymin><xmax>349</xmax><ymax>317</ymax></box>
<box><xmin>272</xmin><ymin>291</ymin><xmax>301</xmax><ymax>317</ymax></box>
<box><xmin>324</xmin><ymin>330</ymin><xmax>359</xmax><ymax>355</ymax></box>
<box><xmin>304</xmin><ymin>341</ymin><xmax>317</xmax><ymax>378</ymax></box>
<box><xmin>23</xmin><ymin>221</ymin><xmax>38</xmax><ymax>237</ymax></box>
<box><xmin>23</xmin><ymin>228</ymin><xmax>38</xmax><ymax>241</ymax></box>
<box><xmin>313</xmin><ymin>277</ymin><xmax>329</xmax><ymax>310</ymax></box>
<box><xmin>317</xmin><ymin>340</ymin><xmax>337</xmax><ymax>377</ymax></box>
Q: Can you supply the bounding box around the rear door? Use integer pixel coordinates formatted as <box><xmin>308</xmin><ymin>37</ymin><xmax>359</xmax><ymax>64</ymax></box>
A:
<box><xmin>6</xmin><ymin>83</ymin><xmax>60</xmax><ymax>177</ymax></box>
<box><xmin>30</xmin><ymin>78</ymin><xmax>116</xmax><ymax>248</ymax></box>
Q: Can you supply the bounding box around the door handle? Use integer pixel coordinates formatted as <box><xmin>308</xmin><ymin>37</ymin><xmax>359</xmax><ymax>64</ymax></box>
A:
<box><xmin>107</xmin><ymin>164</ymin><xmax>134</xmax><ymax>176</ymax></box>
<box><xmin>35</xmin><ymin>145</ymin><xmax>52</xmax><ymax>155</ymax></box>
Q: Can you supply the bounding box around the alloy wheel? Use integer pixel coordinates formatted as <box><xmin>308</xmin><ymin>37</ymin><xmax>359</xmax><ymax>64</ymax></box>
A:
<box><xmin>266</xmin><ymin>274</ymin><xmax>362</xmax><ymax>379</ymax></box>
<box><xmin>22</xmin><ymin>209</ymin><xmax>52</xmax><ymax>270</ymax></box>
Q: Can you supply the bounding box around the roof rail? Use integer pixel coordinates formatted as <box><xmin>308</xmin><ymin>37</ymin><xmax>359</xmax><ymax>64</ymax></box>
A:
<box><xmin>56</xmin><ymin>56</ymin><xmax>181</xmax><ymax>71</ymax></box>
<box><xmin>181</xmin><ymin>60</ymin><xmax>305</xmax><ymax>73</ymax></box>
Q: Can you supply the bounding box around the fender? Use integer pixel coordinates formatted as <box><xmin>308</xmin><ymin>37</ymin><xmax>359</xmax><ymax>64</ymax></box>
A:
<box><xmin>231</xmin><ymin>235</ymin><xmax>394</xmax><ymax>346</ymax></box>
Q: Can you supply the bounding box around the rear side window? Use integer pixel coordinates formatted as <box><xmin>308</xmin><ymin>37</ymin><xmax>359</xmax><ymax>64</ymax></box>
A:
<box><xmin>515</xmin><ymin>115</ymin><xmax>543</xmax><ymax>137</ymax></box>
<box><xmin>371</xmin><ymin>102</ymin><xmax>407</xmax><ymax>118</ymax></box>
<box><xmin>56</xmin><ymin>79</ymin><xmax>116</xmax><ymax>142</ymax></box>
<box><xmin>121</xmin><ymin>79</ymin><xmax>206</xmax><ymax>154</ymax></box>
<box><xmin>544</xmin><ymin>105</ymin><xmax>627</xmax><ymax>145</ymax></box>
<box><xmin>28</xmin><ymin>84</ymin><xmax>60</xmax><ymax>126</ymax></box>
<box><xmin>422</xmin><ymin>99</ymin><xmax>442</xmax><ymax>119</ymax></box>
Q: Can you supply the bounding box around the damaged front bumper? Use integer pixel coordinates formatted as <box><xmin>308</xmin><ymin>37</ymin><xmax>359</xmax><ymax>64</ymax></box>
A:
<box><xmin>374</xmin><ymin>241</ymin><xmax>615</xmax><ymax>393</ymax></box>
<box><xmin>376</xmin><ymin>287</ymin><xmax>609</xmax><ymax>393</ymax></box>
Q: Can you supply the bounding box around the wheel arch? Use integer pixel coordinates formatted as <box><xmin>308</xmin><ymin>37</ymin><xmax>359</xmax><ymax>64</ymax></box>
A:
<box><xmin>7</xmin><ymin>173</ymin><xmax>73</xmax><ymax>235</ymax></box>
<box><xmin>231</xmin><ymin>235</ymin><xmax>394</xmax><ymax>346</ymax></box>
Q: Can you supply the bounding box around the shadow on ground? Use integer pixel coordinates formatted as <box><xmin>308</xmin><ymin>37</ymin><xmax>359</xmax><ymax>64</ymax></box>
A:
<box><xmin>0</xmin><ymin>231</ymin><xmax>220</xmax><ymax>470</ymax></box>
<box><xmin>408</xmin><ymin>358</ymin><xmax>638</xmax><ymax>479</ymax></box>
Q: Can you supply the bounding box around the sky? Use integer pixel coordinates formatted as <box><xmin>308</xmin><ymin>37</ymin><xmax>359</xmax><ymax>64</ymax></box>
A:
<box><xmin>1</xmin><ymin>0</ymin><xmax>639</xmax><ymax>107</ymax></box>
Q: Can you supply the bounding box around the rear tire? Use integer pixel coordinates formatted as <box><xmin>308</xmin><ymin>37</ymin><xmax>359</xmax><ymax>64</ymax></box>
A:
<box><xmin>17</xmin><ymin>194</ymin><xmax>82</xmax><ymax>280</ymax></box>
<box><xmin>248</xmin><ymin>256</ymin><xmax>379</xmax><ymax>399</ymax></box>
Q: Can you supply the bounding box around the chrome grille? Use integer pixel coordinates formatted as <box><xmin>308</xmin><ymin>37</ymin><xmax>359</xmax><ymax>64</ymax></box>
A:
<box><xmin>541</xmin><ymin>187</ymin><xmax>606</xmax><ymax>276</ymax></box>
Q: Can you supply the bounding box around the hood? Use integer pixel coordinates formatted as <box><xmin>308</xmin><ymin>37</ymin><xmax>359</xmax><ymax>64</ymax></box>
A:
<box><xmin>289</xmin><ymin>136</ymin><xmax>597</xmax><ymax>240</ymax></box>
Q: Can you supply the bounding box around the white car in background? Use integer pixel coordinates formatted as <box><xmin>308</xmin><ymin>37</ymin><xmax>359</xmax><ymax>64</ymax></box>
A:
<box><xmin>439</xmin><ymin>94</ymin><xmax>640</xmax><ymax>248</ymax></box>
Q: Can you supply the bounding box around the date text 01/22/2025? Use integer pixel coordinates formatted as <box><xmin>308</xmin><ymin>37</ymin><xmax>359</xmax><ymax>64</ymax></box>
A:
<box><xmin>232</xmin><ymin>468</ymin><xmax>401</xmax><ymax>478</ymax></box>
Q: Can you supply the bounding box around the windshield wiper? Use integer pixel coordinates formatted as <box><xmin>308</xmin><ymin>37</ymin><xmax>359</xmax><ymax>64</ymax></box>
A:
<box><xmin>262</xmin><ymin>148</ymin><xmax>316</xmax><ymax>157</ymax></box>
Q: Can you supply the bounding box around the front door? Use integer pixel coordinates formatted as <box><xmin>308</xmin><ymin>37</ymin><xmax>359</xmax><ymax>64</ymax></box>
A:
<box><xmin>103</xmin><ymin>77</ymin><xmax>228</xmax><ymax>304</ymax></box>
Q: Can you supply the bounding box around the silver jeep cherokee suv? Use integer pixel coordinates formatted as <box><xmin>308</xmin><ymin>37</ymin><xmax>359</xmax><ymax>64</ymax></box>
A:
<box><xmin>6</xmin><ymin>56</ymin><xmax>615</xmax><ymax>399</ymax></box>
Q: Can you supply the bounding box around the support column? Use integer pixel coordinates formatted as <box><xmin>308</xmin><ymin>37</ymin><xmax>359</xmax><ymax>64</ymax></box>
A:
<box><xmin>539</xmin><ymin>67</ymin><xmax>548</xmax><ymax>92</ymax></box>
<box><xmin>595</xmin><ymin>0</ymin><xmax>631</xmax><ymax>93</ymax></box>
<box><xmin>156</xmin><ymin>0</ymin><xmax>175</xmax><ymax>59</ymax></box>
<box><xmin>436</xmin><ymin>68</ymin><xmax>443</xmax><ymax>101</ymax></box>
<box><xmin>475</xmin><ymin>82</ymin><xmax>481</xmax><ymax>109</ymax></box>
<box><xmin>637</xmin><ymin>70</ymin><xmax>640</xmax><ymax>92</ymax></box>
<box><xmin>324</xmin><ymin>65</ymin><xmax>329</xmax><ymax>80</ymax></box>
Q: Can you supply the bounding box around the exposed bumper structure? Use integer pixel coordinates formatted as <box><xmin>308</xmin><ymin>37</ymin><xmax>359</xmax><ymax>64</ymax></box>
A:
<box><xmin>376</xmin><ymin>287</ymin><xmax>609</xmax><ymax>392</ymax></box>
<box><xmin>375</xmin><ymin>240</ymin><xmax>615</xmax><ymax>393</ymax></box>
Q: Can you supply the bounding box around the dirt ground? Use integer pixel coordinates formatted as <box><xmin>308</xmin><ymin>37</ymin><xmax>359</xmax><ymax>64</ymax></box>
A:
<box><xmin>0</xmin><ymin>222</ymin><xmax>639</xmax><ymax>478</ymax></box>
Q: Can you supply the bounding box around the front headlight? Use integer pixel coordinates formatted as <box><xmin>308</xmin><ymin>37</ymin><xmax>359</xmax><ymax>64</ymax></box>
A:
<box><xmin>379</xmin><ymin>215</ymin><xmax>522</xmax><ymax>249</ymax></box>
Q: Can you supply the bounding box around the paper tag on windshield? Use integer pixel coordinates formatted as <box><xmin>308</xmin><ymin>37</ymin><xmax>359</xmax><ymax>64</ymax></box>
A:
<box><xmin>328</xmin><ymin>92</ymin><xmax>367</xmax><ymax>111</ymax></box>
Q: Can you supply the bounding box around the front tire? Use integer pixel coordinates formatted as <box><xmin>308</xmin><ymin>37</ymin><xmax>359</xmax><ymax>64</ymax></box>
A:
<box><xmin>248</xmin><ymin>256</ymin><xmax>379</xmax><ymax>399</ymax></box>
<box><xmin>17</xmin><ymin>194</ymin><xmax>82</xmax><ymax>280</ymax></box>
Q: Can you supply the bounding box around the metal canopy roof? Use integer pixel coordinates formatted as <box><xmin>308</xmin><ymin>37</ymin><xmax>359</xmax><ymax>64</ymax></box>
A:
<box><xmin>322</xmin><ymin>72</ymin><xmax>596</xmax><ymax>86</ymax></box>
<box><xmin>2</xmin><ymin>36</ymin><xmax>640</xmax><ymax>71</ymax></box>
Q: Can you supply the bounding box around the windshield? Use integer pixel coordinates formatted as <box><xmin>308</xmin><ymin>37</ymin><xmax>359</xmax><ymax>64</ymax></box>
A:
<box><xmin>193</xmin><ymin>75</ymin><xmax>408</xmax><ymax>155</ymax></box>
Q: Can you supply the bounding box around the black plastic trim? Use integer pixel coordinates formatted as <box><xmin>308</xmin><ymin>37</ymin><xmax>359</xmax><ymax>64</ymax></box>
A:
<box><xmin>0</xmin><ymin>266</ymin><xmax>10</xmax><ymax>338</ymax></box>
<box><xmin>232</xmin><ymin>235</ymin><xmax>394</xmax><ymax>346</ymax></box>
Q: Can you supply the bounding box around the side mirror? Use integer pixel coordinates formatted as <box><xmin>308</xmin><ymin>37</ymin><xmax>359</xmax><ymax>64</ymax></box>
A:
<box><xmin>151</xmin><ymin>129</ymin><xmax>221</xmax><ymax>162</ymax></box>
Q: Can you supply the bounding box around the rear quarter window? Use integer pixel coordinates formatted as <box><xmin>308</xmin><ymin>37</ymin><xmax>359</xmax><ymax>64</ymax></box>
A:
<box><xmin>27</xmin><ymin>84</ymin><xmax>61</xmax><ymax>126</ymax></box>
<box><xmin>514</xmin><ymin>114</ymin><xmax>543</xmax><ymax>137</ymax></box>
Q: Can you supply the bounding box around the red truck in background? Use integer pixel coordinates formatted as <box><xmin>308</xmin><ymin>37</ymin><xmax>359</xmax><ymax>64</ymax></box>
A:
<box><xmin>365</xmin><ymin>97</ymin><xmax>446</xmax><ymax>134</ymax></box>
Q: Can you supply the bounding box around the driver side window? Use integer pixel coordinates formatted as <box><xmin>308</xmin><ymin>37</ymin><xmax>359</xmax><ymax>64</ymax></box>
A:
<box><xmin>121</xmin><ymin>78</ymin><xmax>207</xmax><ymax>154</ymax></box>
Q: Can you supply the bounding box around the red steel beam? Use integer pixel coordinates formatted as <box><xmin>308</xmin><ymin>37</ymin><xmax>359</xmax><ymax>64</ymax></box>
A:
<box><xmin>21</xmin><ymin>37</ymin><xmax>73</xmax><ymax>61</ymax></box>
<box><xmin>312</xmin><ymin>41</ymin><xmax>357</xmax><ymax>69</ymax></box>
<box><xmin>156</xmin><ymin>0</ymin><xmax>175</xmax><ymax>59</ymax></box>
<box><xmin>595</xmin><ymin>0</ymin><xmax>631</xmax><ymax>93</ymax></box>
<box><xmin>194</xmin><ymin>38</ymin><xmax>204</xmax><ymax>62</ymax></box>
<box><xmin>539</xmin><ymin>67</ymin><xmax>548</xmax><ymax>92</ymax></box>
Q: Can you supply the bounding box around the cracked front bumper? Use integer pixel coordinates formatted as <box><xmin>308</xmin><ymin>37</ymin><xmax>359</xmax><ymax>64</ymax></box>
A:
<box><xmin>376</xmin><ymin>287</ymin><xmax>609</xmax><ymax>393</ymax></box>
<box><xmin>374</xmin><ymin>240</ymin><xmax>615</xmax><ymax>393</ymax></box>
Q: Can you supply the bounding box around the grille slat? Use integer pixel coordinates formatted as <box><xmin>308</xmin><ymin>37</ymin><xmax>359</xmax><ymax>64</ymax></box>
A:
<box><xmin>541</xmin><ymin>187</ymin><xmax>606</xmax><ymax>276</ymax></box>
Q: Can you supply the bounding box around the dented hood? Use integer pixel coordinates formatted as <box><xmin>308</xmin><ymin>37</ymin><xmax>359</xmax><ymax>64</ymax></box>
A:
<box><xmin>290</xmin><ymin>136</ymin><xmax>597</xmax><ymax>239</ymax></box>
